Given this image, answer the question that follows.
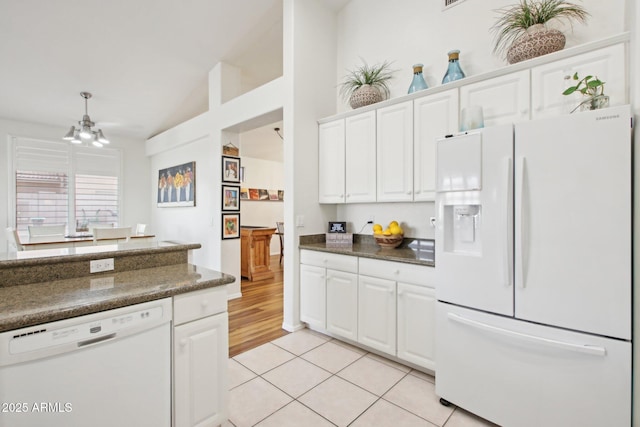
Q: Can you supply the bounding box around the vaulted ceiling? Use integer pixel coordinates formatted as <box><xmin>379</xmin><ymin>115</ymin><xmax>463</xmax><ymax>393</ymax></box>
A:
<box><xmin>0</xmin><ymin>0</ymin><xmax>286</xmax><ymax>140</ymax></box>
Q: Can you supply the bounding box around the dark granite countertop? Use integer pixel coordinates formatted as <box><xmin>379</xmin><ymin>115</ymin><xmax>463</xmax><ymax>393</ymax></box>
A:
<box><xmin>0</xmin><ymin>263</ymin><xmax>235</xmax><ymax>333</ymax></box>
<box><xmin>299</xmin><ymin>234</ymin><xmax>435</xmax><ymax>267</ymax></box>
<box><xmin>0</xmin><ymin>240</ymin><xmax>200</xmax><ymax>267</ymax></box>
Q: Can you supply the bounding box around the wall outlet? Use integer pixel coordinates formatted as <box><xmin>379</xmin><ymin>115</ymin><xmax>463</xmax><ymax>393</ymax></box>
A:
<box><xmin>90</xmin><ymin>258</ymin><xmax>115</xmax><ymax>273</ymax></box>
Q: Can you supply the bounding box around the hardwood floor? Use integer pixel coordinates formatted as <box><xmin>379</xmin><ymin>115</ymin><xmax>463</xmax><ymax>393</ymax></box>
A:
<box><xmin>228</xmin><ymin>255</ymin><xmax>289</xmax><ymax>357</ymax></box>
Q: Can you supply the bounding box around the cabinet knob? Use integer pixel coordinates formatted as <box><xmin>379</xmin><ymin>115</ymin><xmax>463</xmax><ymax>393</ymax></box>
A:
<box><xmin>394</xmin><ymin>270</ymin><xmax>400</xmax><ymax>275</ymax></box>
<box><xmin>406</xmin><ymin>191</ymin><xmax>412</xmax><ymax>195</ymax></box>
<box><xmin>389</xmin><ymin>289</ymin><xmax>394</xmax><ymax>295</ymax></box>
<box><xmin>201</xmin><ymin>300</ymin><xmax>209</xmax><ymax>308</ymax></box>
<box><xmin>180</xmin><ymin>339</ymin><xmax>188</xmax><ymax>347</ymax></box>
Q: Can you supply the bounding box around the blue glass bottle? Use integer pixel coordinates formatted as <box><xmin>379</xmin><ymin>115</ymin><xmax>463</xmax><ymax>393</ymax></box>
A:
<box><xmin>442</xmin><ymin>50</ymin><xmax>465</xmax><ymax>84</ymax></box>
<box><xmin>408</xmin><ymin>63</ymin><xmax>428</xmax><ymax>94</ymax></box>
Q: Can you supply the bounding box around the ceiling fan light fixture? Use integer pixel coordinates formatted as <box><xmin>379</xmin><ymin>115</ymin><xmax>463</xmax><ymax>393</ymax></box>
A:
<box><xmin>70</xmin><ymin>132</ymin><xmax>82</xmax><ymax>144</ymax></box>
<box><xmin>63</xmin><ymin>92</ymin><xmax>109</xmax><ymax>147</ymax></box>
<box><xmin>79</xmin><ymin>127</ymin><xmax>92</xmax><ymax>139</ymax></box>
<box><xmin>63</xmin><ymin>126</ymin><xmax>76</xmax><ymax>140</ymax></box>
<box><xmin>97</xmin><ymin>129</ymin><xmax>109</xmax><ymax>144</ymax></box>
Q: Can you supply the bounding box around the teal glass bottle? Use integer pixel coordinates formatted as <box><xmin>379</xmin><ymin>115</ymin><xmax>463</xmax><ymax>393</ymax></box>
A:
<box><xmin>408</xmin><ymin>63</ymin><xmax>428</xmax><ymax>94</ymax></box>
<box><xmin>442</xmin><ymin>50</ymin><xmax>465</xmax><ymax>84</ymax></box>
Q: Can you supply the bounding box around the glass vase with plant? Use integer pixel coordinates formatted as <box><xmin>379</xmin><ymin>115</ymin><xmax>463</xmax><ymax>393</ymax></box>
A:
<box><xmin>339</xmin><ymin>60</ymin><xmax>395</xmax><ymax>109</ymax></box>
<box><xmin>562</xmin><ymin>72</ymin><xmax>608</xmax><ymax>112</ymax></box>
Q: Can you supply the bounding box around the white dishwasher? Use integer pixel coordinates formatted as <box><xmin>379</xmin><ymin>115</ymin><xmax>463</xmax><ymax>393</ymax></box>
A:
<box><xmin>0</xmin><ymin>298</ymin><xmax>172</xmax><ymax>427</ymax></box>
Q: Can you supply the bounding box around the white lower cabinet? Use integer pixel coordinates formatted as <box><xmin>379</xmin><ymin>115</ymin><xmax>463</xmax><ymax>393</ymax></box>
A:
<box><xmin>300</xmin><ymin>250</ymin><xmax>436</xmax><ymax>371</ymax></box>
<box><xmin>173</xmin><ymin>287</ymin><xmax>229</xmax><ymax>427</ymax></box>
<box><xmin>300</xmin><ymin>264</ymin><xmax>327</xmax><ymax>329</ymax></box>
<box><xmin>397</xmin><ymin>282</ymin><xmax>436</xmax><ymax>371</ymax></box>
<box><xmin>358</xmin><ymin>274</ymin><xmax>396</xmax><ymax>355</ymax></box>
<box><xmin>326</xmin><ymin>270</ymin><xmax>358</xmax><ymax>340</ymax></box>
<box><xmin>300</xmin><ymin>250</ymin><xmax>359</xmax><ymax>332</ymax></box>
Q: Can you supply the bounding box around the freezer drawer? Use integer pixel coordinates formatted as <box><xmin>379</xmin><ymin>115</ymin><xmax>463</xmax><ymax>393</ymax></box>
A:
<box><xmin>436</xmin><ymin>303</ymin><xmax>630</xmax><ymax>427</ymax></box>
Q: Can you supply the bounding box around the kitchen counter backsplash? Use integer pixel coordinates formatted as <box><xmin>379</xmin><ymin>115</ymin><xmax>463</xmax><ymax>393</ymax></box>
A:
<box><xmin>299</xmin><ymin>234</ymin><xmax>434</xmax><ymax>267</ymax></box>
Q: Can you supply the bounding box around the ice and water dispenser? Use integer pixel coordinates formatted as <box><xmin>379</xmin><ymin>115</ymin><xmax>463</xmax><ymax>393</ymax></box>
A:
<box><xmin>436</xmin><ymin>132</ymin><xmax>483</xmax><ymax>256</ymax></box>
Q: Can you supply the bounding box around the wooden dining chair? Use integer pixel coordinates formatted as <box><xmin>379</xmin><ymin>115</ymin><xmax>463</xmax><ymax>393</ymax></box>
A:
<box><xmin>93</xmin><ymin>226</ymin><xmax>132</xmax><ymax>244</ymax></box>
<box><xmin>276</xmin><ymin>221</ymin><xmax>284</xmax><ymax>264</ymax></box>
<box><xmin>5</xmin><ymin>227</ymin><xmax>24</xmax><ymax>251</ymax></box>
<box><xmin>28</xmin><ymin>224</ymin><xmax>66</xmax><ymax>237</ymax></box>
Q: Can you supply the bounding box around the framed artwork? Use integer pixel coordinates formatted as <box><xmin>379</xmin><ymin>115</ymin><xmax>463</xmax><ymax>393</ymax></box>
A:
<box><xmin>222</xmin><ymin>185</ymin><xmax>240</xmax><ymax>211</ymax></box>
<box><xmin>222</xmin><ymin>156</ymin><xmax>241</xmax><ymax>183</ymax></box>
<box><xmin>157</xmin><ymin>161</ymin><xmax>196</xmax><ymax>207</ymax></box>
<box><xmin>222</xmin><ymin>213</ymin><xmax>240</xmax><ymax>239</ymax></box>
<box><xmin>240</xmin><ymin>188</ymin><xmax>249</xmax><ymax>199</ymax></box>
<box><xmin>268</xmin><ymin>189</ymin><xmax>279</xmax><ymax>200</ymax></box>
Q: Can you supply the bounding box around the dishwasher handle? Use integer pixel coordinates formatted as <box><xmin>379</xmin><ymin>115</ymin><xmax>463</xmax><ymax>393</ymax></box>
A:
<box><xmin>77</xmin><ymin>333</ymin><xmax>117</xmax><ymax>348</ymax></box>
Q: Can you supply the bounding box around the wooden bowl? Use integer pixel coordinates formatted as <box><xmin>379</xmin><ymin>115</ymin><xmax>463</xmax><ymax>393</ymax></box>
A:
<box><xmin>373</xmin><ymin>233</ymin><xmax>404</xmax><ymax>249</ymax></box>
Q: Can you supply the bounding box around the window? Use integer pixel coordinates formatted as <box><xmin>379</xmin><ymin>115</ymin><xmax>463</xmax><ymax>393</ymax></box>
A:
<box><xmin>11</xmin><ymin>137</ymin><xmax>121</xmax><ymax>233</ymax></box>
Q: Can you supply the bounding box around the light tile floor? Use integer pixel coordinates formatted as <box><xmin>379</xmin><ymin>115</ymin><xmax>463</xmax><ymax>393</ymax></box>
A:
<box><xmin>226</xmin><ymin>329</ymin><xmax>498</xmax><ymax>427</ymax></box>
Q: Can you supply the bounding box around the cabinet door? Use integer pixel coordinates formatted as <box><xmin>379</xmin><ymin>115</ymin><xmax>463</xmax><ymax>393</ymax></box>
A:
<box><xmin>531</xmin><ymin>43</ymin><xmax>626</xmax><ymax>119</ymax></box>
<box><xmin>318</xmin><ymin>119</ymin><xmax>345</xmax><ymax>203</ymax></box>
<box><xmin>413</xmin><ymin>89</ymin><xmax>459</xmax><ymax>201</ymax></box>
<box><xmin>174</xmin><ymin>313</ymin><xmax>228</xmax><ymax>427</ymax></box>
<box><xmin>376</xmin><ymin>101</ymin><xmax>414</xmax><ymax>202</ymax></box>
<box><xmin>300</xmin><ymin>264</ymin><xmax>326</xmax><ymax>329</ymax></box>
<box><xmin>326</xmin><ymin>269</ymin><xmax>358</xmax><ymax>340</ymax></box>
<box><xmin>358</xmin><ymin>275</ymin><xmax>396</xmax><ymax>355</ymax></box>
<box><xmin>397</xmin><ymin>283</ymin><xmax>436</xmax><ymax>371</ymax></box>
<box><xmin>345</xmin><ymin>111</ymin><xmax>376</xmax><ymax>203</ymax></box>
<box><xmin>460</xmin><ymin>70</ymin><xmax>530</xmax><ymax>127</ymax></box>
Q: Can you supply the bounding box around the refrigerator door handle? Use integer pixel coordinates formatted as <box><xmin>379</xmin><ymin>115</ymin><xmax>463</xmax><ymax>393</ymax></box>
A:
<box><xmin>503</xmin><ymin>156</ymin><xmax>513</xmax><ymax>288</ymax></box>
<box><xmin>447</xmin><ymin>313</ymin><xmax>606</xmax><ymax>357</ymax></box>
<box><xmin>516</xmin><ymin>156</ymin><xmax>528</xmax><ymax>288</ymax></box>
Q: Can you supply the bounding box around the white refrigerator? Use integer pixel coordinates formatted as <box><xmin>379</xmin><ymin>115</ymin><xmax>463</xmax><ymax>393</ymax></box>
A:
<box><xmin>434</xmin><ymin>105</ymin><xmax>632</xmax><ymax>427</ymax></box>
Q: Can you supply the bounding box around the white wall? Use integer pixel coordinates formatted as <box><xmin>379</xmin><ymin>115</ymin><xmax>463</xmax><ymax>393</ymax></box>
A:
<box><xmin>146</xmin><ymin>64</ymin><xmax>285</xmax><ymax>300</ymax></box>
<box><xmin>336</xmin><ymin>202</ymin><xmax>435</xmax><ymax>238</ymax></box>
<box><xmin>240</xmin><ymin>156</ymin><xmax>284</xmax><ymax>255</ymax></box>
<box><xmin>283</xmin><ymin>0</ymin><xmax>340</xmax><ymax>331</ymax></box>
<box><xmin>1</xmin><ymin>118</ymin><xmax>150</xmax><ymax>251</ymax></box>
<box><xmin>336</xmin><ymin>0</ymin><xmax>628</xmax><ymax>112</ymax></box>
<box><xmin>146</xmin><ymin>112</ymin><xmax>217</xmax><ymax>272</ymax></box>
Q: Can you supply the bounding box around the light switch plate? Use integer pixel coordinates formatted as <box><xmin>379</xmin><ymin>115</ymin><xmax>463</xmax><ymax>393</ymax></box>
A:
<box><xmin>90</xmin><ymin>258</ymin><xmax>115</xmax><ymax>273</ymax></box>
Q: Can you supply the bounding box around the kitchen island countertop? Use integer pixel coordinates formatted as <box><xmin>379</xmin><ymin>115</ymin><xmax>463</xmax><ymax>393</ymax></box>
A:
<box><xmin>0</xmin><ymin>262</ymin><xmax>234</xmax><ymax>333</ymax></box>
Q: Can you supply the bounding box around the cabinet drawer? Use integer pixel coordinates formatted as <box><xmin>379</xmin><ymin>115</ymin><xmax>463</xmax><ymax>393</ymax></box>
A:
<box><xmin>359</xmin><ymin>257</ymin><xmax>434</xmax><ymax>287</ymax></box>
<box><xmin>300</xmin><ymin>250</ymin><xmax>358</xmax><ymax>273</ymax></box>
<box><xmin>173</xmin><ymin>286</ymin><xmax>228</xmax><ymax>326</ymax></box>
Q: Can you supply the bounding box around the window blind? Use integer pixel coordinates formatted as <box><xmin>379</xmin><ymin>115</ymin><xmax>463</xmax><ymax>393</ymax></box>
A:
<box><xmin>12</xmin><ymin>137</ymin><xmax>122</xmax><ymax>232</ymax></box>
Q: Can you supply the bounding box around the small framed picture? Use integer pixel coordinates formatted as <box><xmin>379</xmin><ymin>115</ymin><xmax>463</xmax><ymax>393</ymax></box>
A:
<box><xmin>328</xmin><ymin>222</ymin><xmax>347</xmax><ymax>233</ymax></box>
<box><xmin>222</xmin><ymin>185</ymin><xmax>240</xmax><ymax>211</ymax></box>
<box><xmin>222</xmin><ymin>156</ymin><xmax>241</xmax><ymax>183</ymax></box>
<box><xmin>222</xmin><ymin>213</ymin><xmax>240</xmax><ymax>239</ymax></box>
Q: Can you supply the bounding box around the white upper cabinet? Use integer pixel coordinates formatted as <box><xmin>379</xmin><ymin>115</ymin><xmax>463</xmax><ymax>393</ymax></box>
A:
<box><xmin>376</xmin><ymin>101</ymin><xmax>414</xmax><ymax>202</ymax></box>
<box><xmin>413</xmin><ymin>89</ymin><xmax>459</xmax><ymax>201</ymax></box>
<box><xmin>531</xmin><ymin>43</ymin><xmax>626</xmax><ymax>119</ymax></box>
<box><xmin>345</xmin><ymin>111</ymin><xmax>377</xmax><ymax>203</ymax></box>
<box><xmin>460</xmin><ymin>70</ymin><xmax>530</xmax><ymax>127</ymax></box>
<box><xmin>318</xmin><ymin>119</ymin><xmax>345</xmax><ymax>203</ymax></box>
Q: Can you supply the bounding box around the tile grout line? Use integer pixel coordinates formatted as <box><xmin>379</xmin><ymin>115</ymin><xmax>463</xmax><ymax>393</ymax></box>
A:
<box><xmin>229</xmin><ymin>334</ymin><xmax>443</xmax><ymax>427</ymax></box>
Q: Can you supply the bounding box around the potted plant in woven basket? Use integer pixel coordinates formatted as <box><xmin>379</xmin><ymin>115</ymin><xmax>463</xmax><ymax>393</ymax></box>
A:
<box><xmin>339</xmin><ymin>60</ymin><xmax>394</xmax><ymax>109</ymax></box>
<box><xmin>492</xmin><ymin>0</ymin><xmax>589</xmax><ymax>64</ymax></box>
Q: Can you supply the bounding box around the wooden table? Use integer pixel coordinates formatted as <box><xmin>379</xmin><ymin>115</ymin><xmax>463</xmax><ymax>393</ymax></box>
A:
<box><xmin>240</xmin><ymin>226</ymin><xmax>276</xmax><ymax>281</ymax></box>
